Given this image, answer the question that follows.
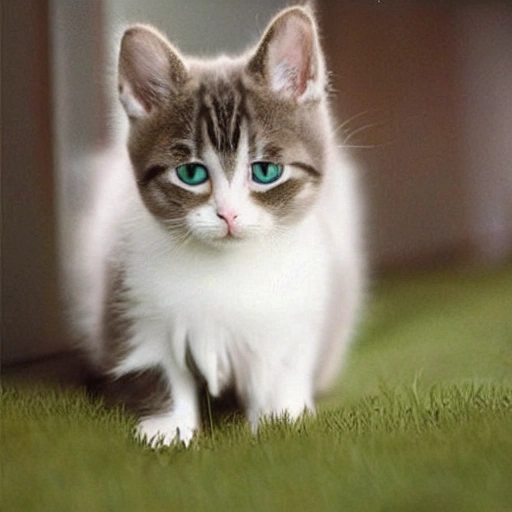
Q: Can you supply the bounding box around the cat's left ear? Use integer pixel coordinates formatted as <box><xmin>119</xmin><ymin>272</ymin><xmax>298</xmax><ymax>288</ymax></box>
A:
<box><xmin>118</xmin><ymin>24</ymin><xmax>188</xmax><ymax>119</ymax></box>
<box><xmin>247</xmin><ymin>6</ymin><xmax>326</xmax><ymax>102</ymax></box>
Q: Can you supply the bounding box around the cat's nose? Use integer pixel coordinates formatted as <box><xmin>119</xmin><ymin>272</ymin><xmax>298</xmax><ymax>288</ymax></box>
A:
<box><xmin>216</xmin><ymin>209</ymin><xmax>238</xmax><ymax>232</ymax></box>
<box><xmin>216</xmin><ymin>210</ymin><xmax>238</xmax><ymax>223</ymax></box>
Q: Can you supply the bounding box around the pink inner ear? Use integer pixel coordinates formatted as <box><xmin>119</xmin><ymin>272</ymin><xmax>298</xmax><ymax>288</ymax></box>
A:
<box><xmin>284</xmin><ymin>36</ymin><xmax>312</xmax><ymax>96</ymax></box>
<box><xmin>268</xmin><ymin>17</ymin><xmax>314</xmax><ymax>98</ymax></box>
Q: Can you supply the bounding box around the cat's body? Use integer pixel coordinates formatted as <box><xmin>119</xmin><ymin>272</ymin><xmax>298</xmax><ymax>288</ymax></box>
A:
<box><xmin>71</xmin><ymin>6</ymin><xmax>365</xmax><ymax>445</ymax></box>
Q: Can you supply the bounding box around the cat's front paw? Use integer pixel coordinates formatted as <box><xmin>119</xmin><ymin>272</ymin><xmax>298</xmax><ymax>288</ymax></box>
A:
<box><xmin>248</xmin><ymin>402</ymin><xmax>315</xmax><ymax>433</ymax></box>
<box><xmin>136</xmin><ymin>412</ymin><xmax>198</xmax><ymax>448</ymax></box>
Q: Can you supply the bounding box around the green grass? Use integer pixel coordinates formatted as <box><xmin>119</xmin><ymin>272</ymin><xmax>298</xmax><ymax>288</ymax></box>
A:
<box><xmin>329</xmin><ymin>266</ymin><xmax>512</xmax><ymax>406</ymax></box>
<box><xmin>2</xmin><ymin>266</ymin><xmax>512</xmax><ymax>511</ymax></box>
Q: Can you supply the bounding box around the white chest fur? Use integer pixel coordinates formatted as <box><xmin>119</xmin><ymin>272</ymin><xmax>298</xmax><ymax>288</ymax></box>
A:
<box><xmin>115</xmin><ymin>211</ymin><xmax>331</xmax><ymax>398</ymax></box>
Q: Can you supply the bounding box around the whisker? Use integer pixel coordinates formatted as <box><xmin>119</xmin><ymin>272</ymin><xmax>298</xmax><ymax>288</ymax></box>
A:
<box><xmin>334</xmin><ymin>109</ymin><xmax>378</xmax><ymax>135</ymax></box>
<box><xmin>341</xmin><ymin>121</ymin><xmax>388</xmax><ymax>144</ymax></box>
<box><xmin>338</xmin><ymin>141</ymin><xmax>396</xmax><ymax>150</ymax></box>
<box><xmin>170</xmin><ymin>230</ymin><xmax>194</xmax><ymax>255</ymax></box>
<box><xmin>162</xmin><ymin>219</ymin><xmax>187</xmax><ymax>227</ymax></box>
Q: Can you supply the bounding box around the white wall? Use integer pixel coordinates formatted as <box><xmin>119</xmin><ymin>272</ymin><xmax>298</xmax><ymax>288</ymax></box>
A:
<box><xmin>106</xmin><ymin>0</ymin><xmax>289</xmax><ymax>57</ymax></box>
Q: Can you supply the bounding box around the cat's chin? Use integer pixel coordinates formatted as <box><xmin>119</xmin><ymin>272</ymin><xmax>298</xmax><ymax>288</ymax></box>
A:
<box><xmin>187</xmin><ymin>227</ymin><xmax>276</xmax><ymax>250</ymax></box>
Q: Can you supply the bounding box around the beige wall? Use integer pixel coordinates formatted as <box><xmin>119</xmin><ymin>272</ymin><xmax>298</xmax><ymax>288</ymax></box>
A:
<box><xmin>320</xmin><ymin>2</ymin><xmax>512</xmax><ymax>269</ymax></box>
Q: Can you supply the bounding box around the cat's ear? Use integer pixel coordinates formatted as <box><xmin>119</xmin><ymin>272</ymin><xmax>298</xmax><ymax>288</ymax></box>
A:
<box><xmin>118</xmin><ymin>24</ymin><xmax>187</xmax><ymax>119</ymax></box>
<box><xmin>247</xmin><ymin>6</ymin><xmax>325</xmax><ymax>102</ymax></box>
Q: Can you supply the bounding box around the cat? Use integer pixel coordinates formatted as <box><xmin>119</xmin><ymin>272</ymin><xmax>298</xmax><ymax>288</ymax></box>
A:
<box><xmin>71</xmin><ymin>5</ymin><xmax>365</xmax><ymax>446</ymax></box>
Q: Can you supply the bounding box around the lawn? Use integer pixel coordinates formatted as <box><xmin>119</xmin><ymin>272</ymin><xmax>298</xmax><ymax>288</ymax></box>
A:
<box><xmin>2</xmin><ymin>265</ymin><xmax>512</xmax><ymax>511</ymax></box>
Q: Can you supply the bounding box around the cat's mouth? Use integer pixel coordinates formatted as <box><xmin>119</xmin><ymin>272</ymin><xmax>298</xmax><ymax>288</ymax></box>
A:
<box><xmin>202</xmin><ymin>228</ymin><xmax>252</xmax><ymax>247</ymax></box>
<box><xmin>213</xmin><ymin>221</ymin><xmax>247</xmax><ymax>242</ymax></box>
<box><xmin>216</xmin><ymin>231</ymin><xmax>246</xmax><ymax>244</ymax></box>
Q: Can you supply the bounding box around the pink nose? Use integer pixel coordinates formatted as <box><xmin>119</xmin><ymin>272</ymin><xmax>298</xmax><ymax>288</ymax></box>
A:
<box><xmin>217</xmin><ymin>209</ymin><xmax>238</xmax><ymax>232</ymax></box>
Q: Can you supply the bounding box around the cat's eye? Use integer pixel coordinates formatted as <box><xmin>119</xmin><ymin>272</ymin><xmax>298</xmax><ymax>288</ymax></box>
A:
<box><xmin>176</xmin><ymin>163</ymin><xmax>209</xmax><ymax>186</ymax></box>
<box><xmin>251</xmin><ymin>162</ymin><xmax>283</xmax><ymax>185</ymax></box>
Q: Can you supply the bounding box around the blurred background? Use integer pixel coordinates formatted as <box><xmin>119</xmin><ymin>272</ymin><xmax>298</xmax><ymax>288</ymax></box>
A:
<box><xmin>2</xmin><ymin>0</ymin><xmax>512</xmax><ymax>371</ymax></box>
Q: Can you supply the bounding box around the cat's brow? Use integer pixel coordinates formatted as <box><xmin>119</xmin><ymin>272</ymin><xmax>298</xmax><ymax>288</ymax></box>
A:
<box><xmin>170</xmin><ymin>143</ymin><xmax>192</xmax><ymax>159</ymax></box>
<box><xmin>261</xmin><ymin>143</ymin><xmax>283</xmax><ymax>161</ymax></box>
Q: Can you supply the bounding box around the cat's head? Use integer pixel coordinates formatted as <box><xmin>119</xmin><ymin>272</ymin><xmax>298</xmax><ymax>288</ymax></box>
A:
<box><xmin>118</xmin><ymin>6</ymin><xmax>329</xmax><ymax>247</ymax></box>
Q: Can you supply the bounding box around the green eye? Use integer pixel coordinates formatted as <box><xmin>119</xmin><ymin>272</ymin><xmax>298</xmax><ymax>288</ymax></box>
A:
<box><xmin>251</xmin><ymin>162</ymin><xmax>283</xmax><ymax>184</ymax></box>
<box><xmin>176</xmin><ymin>163</ymin><xmax>209</xmax><ymax>185</ymax></box>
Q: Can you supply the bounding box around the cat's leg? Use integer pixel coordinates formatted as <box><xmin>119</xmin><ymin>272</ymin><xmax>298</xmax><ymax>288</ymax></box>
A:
<box><xmin>246</xmin><ymin>369</ymin><xmax>315</xmax><ymax>431</ymax></box>
<box><xmin>101</xmin><ymin>296</ymin><xmax>201</xmax><ymax>446</ymax></box>
<box><xmin>237</xmin><ymin>328</ymin><xmax>317</xmax><ymax>431</ymax></box>
<box><xmin>93</xmin><ymin>362</ymin><xmax>199</xmax><ymax>447</ymax></box>
<box><xmin>135</xmin><ymin>360</ymin><xmax>200</xmax><ymax>447</ymax></box>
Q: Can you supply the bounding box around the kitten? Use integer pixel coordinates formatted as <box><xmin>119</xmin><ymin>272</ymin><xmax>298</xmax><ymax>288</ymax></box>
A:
<box><xmin>73</xmin><ymin>5</ymin><xmax>365</xmax><ymax>446</ymax></box>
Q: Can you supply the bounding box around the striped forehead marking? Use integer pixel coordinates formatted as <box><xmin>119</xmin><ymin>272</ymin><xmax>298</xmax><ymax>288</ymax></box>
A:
<box><xmin>196</xmin><ymin>81</ymin><xmax>247</xmax><ymax>156</ymax></box>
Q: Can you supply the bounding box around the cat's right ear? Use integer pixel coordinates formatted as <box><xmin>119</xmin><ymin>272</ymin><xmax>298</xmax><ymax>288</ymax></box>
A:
<box><xmin>118</xmin><ymin>24</ymin><xmax>187</xmax><ymax>119</ymax></box>
<box><xmin>247</xmin><ymin>6</ymin><xmax>326</xmax><ymax>102</ymax></box>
